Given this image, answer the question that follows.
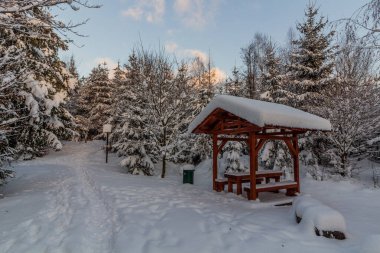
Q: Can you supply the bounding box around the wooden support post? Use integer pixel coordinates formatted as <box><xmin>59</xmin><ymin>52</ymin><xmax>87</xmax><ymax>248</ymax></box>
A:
<box><xmin>293</xmin><ymin>134</ymin><xmax>300</xmax><ymax>193</ymax></box>
<box><xmin>249</xmin><ymin>132</ymin><xmax>257</xmax><ymax>200</ymax></box>
<box><xmin>212</xmin><ymin>134</ymin><xmax>218</xmax><ymax>191</ymax></box>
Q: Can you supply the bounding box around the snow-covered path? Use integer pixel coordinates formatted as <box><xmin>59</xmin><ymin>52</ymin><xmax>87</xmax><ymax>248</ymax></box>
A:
<box><xmin>0</xmin><ymin>141</ymin><xmax>380</xmax><ymax>253</ymax></box>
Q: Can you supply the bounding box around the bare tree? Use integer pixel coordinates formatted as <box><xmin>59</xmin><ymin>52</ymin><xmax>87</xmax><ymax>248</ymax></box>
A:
<box><xmin>338</xmin><ymin>0</ymin><xmax>380</xmax><ymax>48</ymax></box>
<box><xmin>241</xmin><ymin>33</ymin><xmax>271</xmax><ymax>99</ymax></box>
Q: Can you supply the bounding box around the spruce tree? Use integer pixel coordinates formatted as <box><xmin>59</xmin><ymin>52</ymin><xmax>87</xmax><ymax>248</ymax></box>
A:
<box><xmin>83</xmin><ymin>63</ymin><xmax>114</xmax><ymax>137</ymax></box>
<box><xmin>111</xmin><ymin>52</ymin><xmax>156</xmax><ymax>176</ymax></box>
<box><xmin>260</xmin><ymin>43</ymin><xmax>286</xmax><ymax>104</ymax></box>
<box><xmin>286</xmin><ymin>3</ymin><xmax>335</xmax><ymax>114</ymax></box>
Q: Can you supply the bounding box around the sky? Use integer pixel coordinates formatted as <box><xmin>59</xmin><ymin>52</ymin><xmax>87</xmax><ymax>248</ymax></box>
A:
<box><xmin>58</xmin><ymin>0</ymin><xmax>368</xmax><ymax>79</ymax></box>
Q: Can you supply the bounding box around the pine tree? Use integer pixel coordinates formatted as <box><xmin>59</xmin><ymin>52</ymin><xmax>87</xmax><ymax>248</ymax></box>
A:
<box><xmin>83</xmin><ymin>63</ymin><xmax>114</xmax><ymax>137</ymax></box>
<box><xmin>111</xmin><ymin>52</ymin><xmax>156</xmax><ymax>176</ymax></box>
<box><xmin>286</xmin><ymin>3</ymin><xmax>336</xmax><ymax>114</ymax></box>
<box><xmin>109</xmin><ymin>62</ymin><xmax>127</xmax><ymax>126</ymax></box>
<box><xmin>260</xmin><ymin>42</ymin><xmax>287</xmax><ymax>104</ymax></box>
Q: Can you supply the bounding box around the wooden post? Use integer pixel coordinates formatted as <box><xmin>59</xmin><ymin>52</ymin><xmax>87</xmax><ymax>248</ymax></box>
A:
<box><xmin>249</xmin><ymin>132</ymin><xmax>257</xmax><ymax>200</ymax></box>
<box><xmin>293</xmin><ymin>134</ymin><xmax>300</xmax><ymax>193</ymax></box>
<box><xmin>212</xmin><ymin>134</ymin><xmax>218</xmax><ymax>191</ymax></box>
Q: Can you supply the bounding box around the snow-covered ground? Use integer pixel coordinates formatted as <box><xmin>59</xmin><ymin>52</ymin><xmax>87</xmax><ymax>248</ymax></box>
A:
<box><xmin>1</xmin><ymin>141</ymin><xmax>380</xmax><ymax>253</ymax></box>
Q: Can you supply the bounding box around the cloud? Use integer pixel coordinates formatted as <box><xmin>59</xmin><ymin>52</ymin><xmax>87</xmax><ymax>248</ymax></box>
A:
<box><xmin>122</xmin><ymin>7</ymin><xmax>143</xmax><ymax>20</ymax></box>
<box><xmin>212</xmin><ymin>67</ymin><xmax>227</xmax><ymax>83</ymax></box>
<box><xmin>173</xmin><ymin>0</ymin><xmax>221</xmax><ymax>29</ymax></box>
<box><xmin>122</xmin><ymin>0</ymin><xmax>165</xmax><ymax>23</ymax></box>
<box><xmin>94</xmin><ymin>57</ymin><xmax>118</xmax><ymax>79</ymax></box>
<box><xmin>164</xmin><ymin>42</ymin><xmax>226</xmax><ymax>84</ymax></box>
<box><xmin>165</xmin><ymin>42</ymin><xmax>178</xmax><ymax>53</ymax></box>
<box><xmin>183</xmin><ymin>49</ymin><xmax>208</xmax><ymax>63</ymax></box>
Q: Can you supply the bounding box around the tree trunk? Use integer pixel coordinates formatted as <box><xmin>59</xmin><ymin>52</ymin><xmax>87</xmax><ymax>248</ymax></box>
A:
<box><xmin>161</xmin><ymin>127</ymin><xmax>167</xmax><ymax>178</ymax></box>
<box><xmin>340</xmin><ymin>153</ymin><xmax>348</xmax><ymax>177</ymax></box>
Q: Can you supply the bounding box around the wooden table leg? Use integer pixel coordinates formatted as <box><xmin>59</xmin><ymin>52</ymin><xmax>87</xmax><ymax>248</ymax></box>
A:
<box><xmin>272</xmin><ymin>176</ymin><xmax>280</xmax><ymax>193</ymax></box>
<box><xmin>237</xmin><ymin>178</ymin><xmax>242</xmax><ymax>195</ymax></box>
<box><xmin>228</xmin><ymin>180</ymin><xmax>233</xmax><ymax>192</ymax></box>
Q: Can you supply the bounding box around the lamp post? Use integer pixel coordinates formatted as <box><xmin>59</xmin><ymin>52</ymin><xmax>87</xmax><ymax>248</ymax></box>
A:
<box><xmin>103</xmin><ymin>124</ymin><xmax>112</xmax><ymax>163</ymax></box>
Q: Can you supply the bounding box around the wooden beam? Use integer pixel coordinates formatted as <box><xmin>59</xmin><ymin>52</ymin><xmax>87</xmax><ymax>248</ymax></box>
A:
<box><xmin>258</xmin><ymin>135</ymin><xmax>293</xmax><ymax>141</ymax></box>
<box><xmin>212</xmin><ymin>134</ymin><xmax>218</xmax><ymax>191</ymax></box>
<box><xmin>293</xmin><ymin>135</ymin><xmax>300</xmax><ymax>193</ymax></box>
<box><xmin>212</xmin><ymin>127</ymin><xmax>260</xmax><ymax>135</ymax></box>
<box><xmin>217</xmin><ymin>139</ymin><xmax>228</xmax><ymax>153</ymax></box>
<box><xmin>249</xmin><ymin>132</ymin><xmax>257</xmax><ymax>200</ymax></box>
<box><xmin>255</xmin><ymin>139</ymin><xmax>267</xmax><ymax>155</ymax></box>
<box><xmin>257</xmin><ymin>131</ymin><xmax>304</xmax><ymax>136</ymax></box>
<box><xmin>217</xmin><ymin>137</ymin><xmax>248</xmax><ymax>143</ymax></box>
<box><xmin>284</xmin><ymin>139</ymin><xmax>297</xmax><ymax>157</ymax></box>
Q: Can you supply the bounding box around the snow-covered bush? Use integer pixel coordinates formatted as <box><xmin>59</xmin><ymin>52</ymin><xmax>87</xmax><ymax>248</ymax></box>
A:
<box><xmin>223</xmin><ymin>141</ymin><xmax>246</xmax><ymax>173</ymax></box>
<box><xmin>292</xmin><ymin>195</ymin><xmax>346</xmax><ymax>240</ymax></box>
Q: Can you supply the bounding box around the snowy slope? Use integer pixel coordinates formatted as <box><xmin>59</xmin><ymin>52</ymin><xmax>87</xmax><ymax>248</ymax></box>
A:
<box><xmin>0</xmin><ymin>141</ymin><xmax>379</xmax><ymax>253</ymax></box>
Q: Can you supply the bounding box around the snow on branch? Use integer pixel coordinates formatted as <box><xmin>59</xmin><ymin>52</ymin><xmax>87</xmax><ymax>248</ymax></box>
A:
<box><xmin>0</xmin><ymin>0</ymin><xmax>100</xmax><ymax>13</ymax></box>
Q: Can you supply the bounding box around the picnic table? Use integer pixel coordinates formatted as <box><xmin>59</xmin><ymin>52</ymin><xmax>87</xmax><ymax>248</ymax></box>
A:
<box><xmin>224</xmin><ymin>170</ymin><xmax>283</xmax><ymax>195</ymax></box>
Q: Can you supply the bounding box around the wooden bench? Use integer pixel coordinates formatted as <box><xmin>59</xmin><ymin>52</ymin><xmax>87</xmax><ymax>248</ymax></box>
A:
<box><xmin>215</xmin><ymin>177</ymin><xmax>264</xmax><ymax>194</ymax></box>
<box><xmin>244</xmin><ymin>181</ymin><xmax>298</xmax><ymax>200</ymax></box>
<box><xmin>215</xmin><ymin>178</ymin><xmax>228</xmax><ymax>192</ymax></box>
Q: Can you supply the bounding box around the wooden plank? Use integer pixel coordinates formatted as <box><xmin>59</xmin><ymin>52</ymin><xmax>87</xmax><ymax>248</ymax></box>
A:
<box><xmin>244</xmin><ymin>181</ymin><xmax>297</xmax><ymax>196</ymax></box>
<box><xmin>256</xmin><ymin>181</ymin><xmax>297</xmax><ymax>190</ymax></box>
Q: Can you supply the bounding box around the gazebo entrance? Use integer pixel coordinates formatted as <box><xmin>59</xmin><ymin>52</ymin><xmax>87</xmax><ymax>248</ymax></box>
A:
<box><xmin>188</xmin><ymin>95</ymin><xmax>331</xmax><ymax>200</ymax></box>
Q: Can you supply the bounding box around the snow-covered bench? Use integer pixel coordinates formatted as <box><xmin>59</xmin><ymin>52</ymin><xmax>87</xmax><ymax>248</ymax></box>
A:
<box><xmin>292</xmin><ymin>195</ymin><xmax>346</xmax><ymax>240</ymax></box>
<box><xmin>244</xmin><ymin>181</ymin><xmax>298</xmax><ymax>199</ymax></box>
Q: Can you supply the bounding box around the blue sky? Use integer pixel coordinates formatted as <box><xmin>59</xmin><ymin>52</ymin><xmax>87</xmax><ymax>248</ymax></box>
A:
<box><xmin>58</xmin><ymin>0</ymin><xmax>367</xmax><ymax>79</ymax></box>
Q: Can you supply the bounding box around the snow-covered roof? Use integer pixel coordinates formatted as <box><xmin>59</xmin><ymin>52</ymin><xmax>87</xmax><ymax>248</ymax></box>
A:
<box><xmin>188</xmin><ymin>95</ymin><xmax>331</xmax><ymax>133</ymax></box>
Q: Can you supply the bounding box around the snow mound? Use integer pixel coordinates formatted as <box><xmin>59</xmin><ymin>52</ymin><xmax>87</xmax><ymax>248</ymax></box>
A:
<box><xmin>292</xmin><ymin>195</ymin><xmax>346</xmax><ymax>239</ymax></box>
<box><xmin>360</xmin><ymin>235</ymin><xmax>380</xmax><ymax>253</ymax></box>
<box><xmin>188</xmin><ymin>95</ymin><xmax>331</xmax><ymax>133</ymax></box>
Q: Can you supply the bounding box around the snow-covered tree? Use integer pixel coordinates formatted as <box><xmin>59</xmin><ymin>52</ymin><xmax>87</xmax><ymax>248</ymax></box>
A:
<box><xmin>286</xmin><ymin>3</ymin><xmax>336</xmax><ymax>114</ymax></box>
<box><xmin>0</xmin><ymin>5</ymin><xmax>80</xmax><ymax>158</ymax></box>
<box><xmin>340</xmin><ymin>0</ymin><xmax>380</xmax><ymax>48</ymax></box>
<box><xmin>223</xmin><ymin>141</ymin><xmax>246</xmax><ymax>173</ymax></box>
<box><xmin>142</xmin><ymin>51</ymin><xmax>196</xmax><ymax>178</ymax></box>
<box><xmin>322</xmin><ymin>33</ymin><xmax>380</xmax><ymax>177</ymax></box>
<box><xmin>82</xmin><ymin>63</ymin><xmax>114</xmax><ymax>137</ymax></box>
<box><xmin>223</xmin><ymin>66</ymin><xmax>245</xmax><ymax>97</ymax></box>
<box><xmin>260</xmin><ymin>42</ymin><xmax>288</xmax><ymax>104</ymax></box>
<box><xmin>111</xmin><ymin>51</ymin><xmax>156</xmax><ymax>176</ymax></box>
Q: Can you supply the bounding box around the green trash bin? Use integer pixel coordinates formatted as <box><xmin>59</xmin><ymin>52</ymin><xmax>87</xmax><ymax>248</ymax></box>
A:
<box><xmin>182</xmin><ymin>165</ymin><xmax>195</xmax><ymax>184</ymax></box>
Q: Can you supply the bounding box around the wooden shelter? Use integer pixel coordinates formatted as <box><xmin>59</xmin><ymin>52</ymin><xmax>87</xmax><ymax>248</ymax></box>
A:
<box><xmin>189</xmin><ymin>95</ymin><xmax>331</xmax><ymax>200</ymax></box>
